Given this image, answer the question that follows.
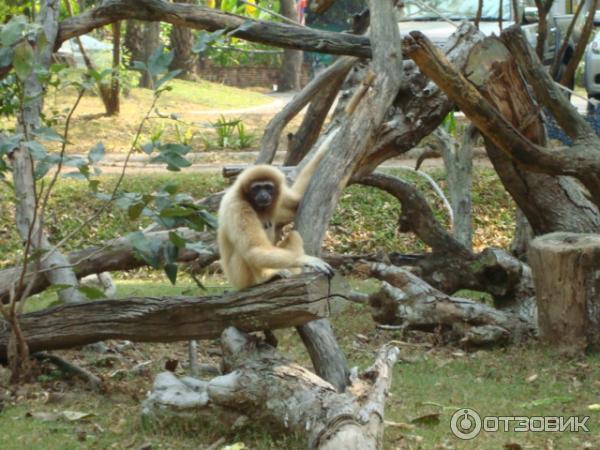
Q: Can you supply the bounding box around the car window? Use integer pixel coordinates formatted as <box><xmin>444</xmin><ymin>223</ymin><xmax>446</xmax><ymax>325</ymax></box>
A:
<box><xmin>399</xmin><ymin>0</ymin><xmax>512</xmax><ymax>21</ymax></box>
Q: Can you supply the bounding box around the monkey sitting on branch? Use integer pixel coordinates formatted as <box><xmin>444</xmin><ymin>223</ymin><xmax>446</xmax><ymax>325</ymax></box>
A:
<box><xmin>217</xmin><ymin>134</ymin><xmax>336</xmax><ymax>290</ymax></box>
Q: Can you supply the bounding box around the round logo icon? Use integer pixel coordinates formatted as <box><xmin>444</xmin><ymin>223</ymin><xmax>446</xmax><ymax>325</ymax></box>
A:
<box><xmin>450</xmin><ymin>408</ymin><xmax>482</xmax><ymax>440</ymax></box>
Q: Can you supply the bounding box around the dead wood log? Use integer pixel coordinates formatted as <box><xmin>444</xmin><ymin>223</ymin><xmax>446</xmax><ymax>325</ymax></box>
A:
<box><xmin>0</xmin><ymin>273</ymin><xmax>339</xmax><ymax>361</ymax></box>
<box><xmin>367</xmin><ymin>263</ymin><xmax>535</xmax><ymax>346</ymax></box>
<box><xmin>0</xmin><ymin>229</ymin><xmax>216</xmax><ymax>304</ymax></box>
<box><xmin>142</xmin><ymin>327</ymin><xmax>400</xmax><ymax>450</ymax></box>
<box><xmin>358</xmin><ymin>172</ymin><xmax>536</xmax><ymax>318</ymax></box>
<box><xmin>293</xmin><ymin>0</ymin><xmax>404</xmax><ymax>393</ymax></box>
<box><xmin>356</xmin><ymin>23</ymin><xmax>484</xmax><ymax>175</ymax></box>
<box><xmin>404</xmin><ymin>29</ymin><xmax>600</xmax><ymax>214</ymax></box>
<box><xmin>464</xmin><ymin>35</ymin><xmax>600</xmax><ymax>233</ymax></box>
<box><xmin>528</xmin><ymin>232</ymin><xmax>600</xmax><ymax>353</ymax></box>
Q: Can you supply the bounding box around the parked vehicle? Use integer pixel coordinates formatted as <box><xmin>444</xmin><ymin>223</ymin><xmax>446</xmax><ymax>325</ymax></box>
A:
<box><xmin>584</xmin><ymin>32</ymin><xmax>600</xmax><ymax>102</ymax></box>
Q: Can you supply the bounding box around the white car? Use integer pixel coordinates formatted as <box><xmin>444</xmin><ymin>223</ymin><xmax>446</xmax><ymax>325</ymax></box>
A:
<box><xmin>584</xmin><ymin>32</ymin><xmax>600</xmax><ymax>102</ymax></box>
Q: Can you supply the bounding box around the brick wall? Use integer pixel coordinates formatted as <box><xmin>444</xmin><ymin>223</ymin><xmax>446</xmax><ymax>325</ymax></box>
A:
<box><xmin>197</xmin><ymin>64</ymin><xmax>312</xmax><ymax>89</ymax></box>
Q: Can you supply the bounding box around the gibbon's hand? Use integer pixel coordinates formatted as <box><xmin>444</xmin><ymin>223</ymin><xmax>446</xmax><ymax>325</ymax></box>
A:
<box><xmin>300</xmin><ymin>255</ymin><xmax>335</xmax><ymax>278</ymax></box>
<box><xmin>267</xmin><ymin>269</ymin><xmax>294</xmax><ymax>283</ymax></box>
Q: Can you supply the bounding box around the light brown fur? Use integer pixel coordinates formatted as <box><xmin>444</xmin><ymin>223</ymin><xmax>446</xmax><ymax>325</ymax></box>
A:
<box><xmin>217</xmin><ymin>135</ymin><xmax>335</xmax><ymax>289</ymax></box>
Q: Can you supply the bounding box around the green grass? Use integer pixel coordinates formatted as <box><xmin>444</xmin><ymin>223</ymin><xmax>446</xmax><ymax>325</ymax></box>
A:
<box><xmin>156</xmin><ymin>78</ymin><xmax>271</xmax><ymax>109</ymax></box>
<box><xmin>1</xmin><ymin>279</ymin><xmax>598</xmax><ymax>449</ymax></box>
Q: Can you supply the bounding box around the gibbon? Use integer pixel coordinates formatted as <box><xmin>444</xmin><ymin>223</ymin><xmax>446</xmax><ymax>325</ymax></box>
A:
<box><xmin>217</xmin><ymin>134</ymin><xmax>336</xmax><ymax>289</ymax></box>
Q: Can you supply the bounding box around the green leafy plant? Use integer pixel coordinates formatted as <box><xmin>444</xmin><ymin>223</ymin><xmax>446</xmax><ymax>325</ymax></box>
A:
<box><xmin>236</xmin><ymin>121</ymin><xmax>255</xmax><ymax>149</ymax></box>
<box><xmin>211</xmin><ymin>115</ymin><xmax>240</xmax><ymax>148</ymax></box>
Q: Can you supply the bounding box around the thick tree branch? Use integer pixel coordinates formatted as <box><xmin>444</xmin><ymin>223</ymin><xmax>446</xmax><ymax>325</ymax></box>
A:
<box><xmin>501</xmin><ymin>25</ymin><xmax>595</xmax><ymax>141</ymax></box>
<box><xmin>255</xmin><ymin>56</ymin><xmax>355</xmax><ymax>164</ymax></box>
<box><xmin>294</xmin><ymin>0</ymin><xmax>403</xmax><ymax>393</ymax></box>
<box><xmin>403</xmin><ymin>31</ymin><xmax>600</xmax><ymax>184</ymax></box>
<box><xmin>0</xmin><ymin>273</ymin><xmax>337</xmax><ymax>360</ymax></box>
<box><xmin>367</xmin><ymin>264</ymin><xmax>536</xmax><ymax>346</ymax></box>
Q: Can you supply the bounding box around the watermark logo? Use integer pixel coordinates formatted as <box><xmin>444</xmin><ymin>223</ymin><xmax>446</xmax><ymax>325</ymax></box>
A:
<box><xmin>450</xmin><ymin>408</ymin><xmax>482</xmax><ymax>440</ymax></box>
<box><xmin>450</xmin><ymin>408</ymin><xmax>590</xmax><ymax>440</ymax></box>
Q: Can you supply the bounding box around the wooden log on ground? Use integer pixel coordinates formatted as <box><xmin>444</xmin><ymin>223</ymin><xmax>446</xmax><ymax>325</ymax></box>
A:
<box><xmin>142</xmin><ymin>327</ymin><xmax>400</xmax><ymax>450</ymax></box>
<box><xmin>0</xmin><ymin>273</ymin><xmax>339</xmax><ymax>360</ymax></box>
<box><xmin>528</xmin><ymin>232</ymin><xmax>600</xmax><ymax>353</ymax></box>
<box><xmin>367</xmin><ymin>263</ymin><xmax>535</xmax><ymax>346</ymax></box>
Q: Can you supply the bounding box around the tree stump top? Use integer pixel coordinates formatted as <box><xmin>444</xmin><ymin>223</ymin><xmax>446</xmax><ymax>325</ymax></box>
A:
<box><xmin>530</xmin><ymin>232</ymin><xmax>600</xmax><ymax>252</ymax></box>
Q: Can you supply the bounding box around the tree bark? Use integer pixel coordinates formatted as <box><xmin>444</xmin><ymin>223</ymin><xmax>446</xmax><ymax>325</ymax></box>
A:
<box><xmin>528</xmin><ymin>232</ymin><xmax>600</xmax><ymax>354</ymax></box>
<box><xmin>0</xmin><ymin>273</ymin><xmax>338</xmax><ymax>360</ymax></box>
<box><xmin>124</xmin><ymin>20</ymin><xmax>145</xmax><ymax>66</ymax></box>
<box><xmin>142</xmin><ymin>327</ymin><xmax>400</xmax><ymax>450</ymax></box>
<box><xmin>404</xmin><ymin>29</ymin><xmax>600</xmax><ymax>231</ymax></box>
<box><xmin>435</xmin><ymin>126</ymin><xmax>475</xmax><ymax>249</ymax></box>
<box><xmin>139</xmin><ymin>21</ymin><xmax>160</xmax><ymax>88</ymax></box>
<box><xmin>278</xmin><ymin>0</ymin><xmax>303</xmax><ymax>91</ymax></box>
<box><xmin>107</xmin><ymin>21</ymin><xmax>121</xmax><ymax>115</ymax></box>
<box><xmin>56</xmin><ymin>0</ymin><xmax>371</xmax><ymax>60</ymax></box>
<box><xmin>510</xmin><ymin>208</ymin><xmax>533</xmax><ymax>260</ymax></box>
<box><xmin>255</xmin><ymin>56</ymin><xmax>355</xmax><ymax>164</ymax></box>
<box><xmin>293</xmin><ymin>0</ymin><xmax>404</xmax><ymax>393</ymax></box>
<box><xmin>169</xmin><ymin>0</ymin><xmax>196</xmax><ymax>80</ymax></box>
<box><xmin>284</xmin><ymin>68</ymin><xmax>346</xmax><ymax>166</ymax></box>
<box><xmin>10</xmin><ymin>0</ymin><xmax>87</xmax><ymax>305</ymax></box>
<box><xmin>367</xmin><ymin>264</ymin><xmax>536</xmax><ymax>346</ymax></box>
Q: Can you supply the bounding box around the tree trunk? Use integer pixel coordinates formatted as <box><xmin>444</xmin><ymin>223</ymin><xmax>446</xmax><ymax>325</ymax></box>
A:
<box><xmin>11</xmin><ymin>0</ymin><xmax>86</xmax><ymax>305</ymax></box>
<box><xmin>510</xmin><ymin>208</ymin><xmax>533</xmax><ymax>260</ymax></box>
<box><xmin>294</xmin><ymin>0</ymin><xmax>404</xmax><ymax>393</ymax></box>
<box><xmin>278</xmin><ymin>0</ymin><xmax>303</xmax><ymax>91</ymax></box>
<box><xmin>169</xmin><ymin>0</ymin><xmax>196</xmax><ymax>80</ymax></box>
<box><xmin>0</xmin><ymin>273</ymin><xmax>338</xmax><ymax>360</ymax></box>
<box><xmin>143</xmin><ymin>328</ymin><xmax>400</xmax><ymax>450</ymax></box>
<box><xmin>124</xmin><ymin>20</ymin><xmax>145</xmax><ymax>66</ymax></box>
<box><xmin>139</xmin><ymin>21</ymin><xmax>161</xmax><ymax>88</ymax></box>
<box><xmin>528</xmin><ymin>232</ymin><xmax>600</xmax><ymax>354</ymax></box>
<box><xmin>436</xmin><ymin>125</ymin><xmax>475</xmax><ymax>249</ymax></box>
<box><xmin>106</xmin><ymin>21</ymin><xmax>121</xmax><ymax>115</ymax></box>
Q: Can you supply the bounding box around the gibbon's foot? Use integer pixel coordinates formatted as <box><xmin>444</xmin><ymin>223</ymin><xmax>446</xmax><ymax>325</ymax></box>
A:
<box><xmin>301</xmin><ymin>255</ymin><xmax>335</xmax><ymax>278</ymax></box>
<box><xmin>263</xmin><ymin>329</ymin><xmax>279</xmax><ymax>348</ymax></box>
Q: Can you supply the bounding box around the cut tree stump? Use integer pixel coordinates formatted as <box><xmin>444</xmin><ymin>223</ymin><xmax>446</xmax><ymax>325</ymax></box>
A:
<box><xmin>528</xmin><ymin>232</ymin><xmax>600</xmax><ymax>353</ymax></box>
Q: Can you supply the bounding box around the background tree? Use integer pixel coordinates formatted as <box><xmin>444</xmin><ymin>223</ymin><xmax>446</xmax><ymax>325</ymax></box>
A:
<box><xmin>124</xmin><ymin>20</ymin><xmax>145</xmax><ymax>66</ymax></box>
<box><xmin>169</xmin><ymin>0</ymin><xmax>197</xmax><ymax>80</ymax></box>
<box><xmin>139</xmin><ymin>21</ymin><xmax>161</xmax><ymax>88</ymax></box>
<box><xmin>278</xmin><ymin>0</ymin><xmax>302</xmax><ymax>91</ymax></box>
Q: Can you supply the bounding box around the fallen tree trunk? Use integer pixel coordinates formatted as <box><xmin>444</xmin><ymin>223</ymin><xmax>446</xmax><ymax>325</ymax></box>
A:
<box><xmin>528</xmin><ymin>232</ymin><xmax>600</xmax><ymax>353</ymax></box>
<box><xmin>358</xmin><ymin>173</ymin><xmax>536</xmax><ymax>319</ymax></box>
<box><xmin>367</xmin><ymin>263</ymin><xmax>536</xmax><ymax>346</ymax></box>
<box><xmin>0</xmin><ymin>228</ymin><xmax>217</xmax><ymax>304</ymax></box>
<box><xmin>142</xmin><ymin>327</ymin><xmax>400</xmax><ymax>450</ymax></box>
<box><xmin>0</xmin><ymin>273</ymin><xmax>338</xmax><ymax>360</ymax></box>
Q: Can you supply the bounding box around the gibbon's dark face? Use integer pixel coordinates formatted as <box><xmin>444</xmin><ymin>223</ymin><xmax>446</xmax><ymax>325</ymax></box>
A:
<box><xmin>247</xmin><ymin>181</ymin><xmax>276</xmax><ymax>211</ymax></box>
